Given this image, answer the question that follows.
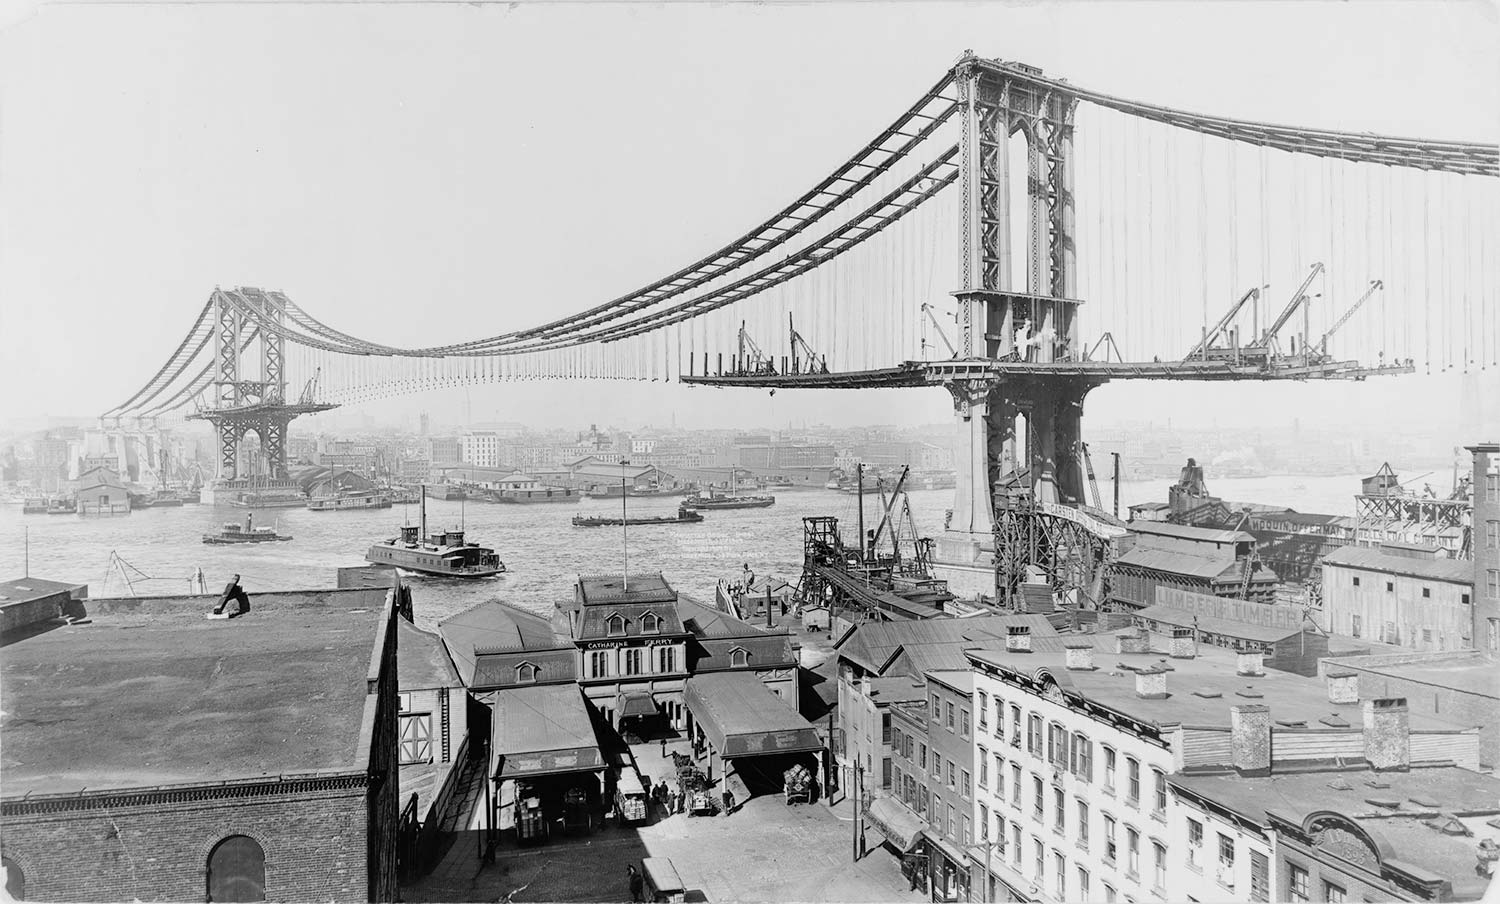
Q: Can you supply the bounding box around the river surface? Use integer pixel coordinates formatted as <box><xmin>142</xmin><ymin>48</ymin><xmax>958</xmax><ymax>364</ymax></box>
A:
<box><xmin>0</xmin><ymin>474</ymin><xmax>1366</xmax><ymax>632</ymax></box>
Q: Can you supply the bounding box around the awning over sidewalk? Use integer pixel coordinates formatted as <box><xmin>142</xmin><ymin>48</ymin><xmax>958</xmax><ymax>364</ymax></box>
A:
<box><xmin>491</xmin><ymin>684</ymin><xmax>605</xmax><ymax>779</ymax></box>
<box><xmin>616</xmin><ymin>690</ymin><xmax>659</xmax><ymax>719</ymax></box>
<box><xmin>924</xmin><ymin>830</ymin><xmax>969</xmax><ymax>868</ymax></box>
<box><xmin>684</xmin><ymin>672</ymin><xmax>823</xmax><ymax>757</ymax></box>
<box><xmin>865</xmin><ymin>795</ymin><xmax>925</xmax><ymax>853</ymax></box>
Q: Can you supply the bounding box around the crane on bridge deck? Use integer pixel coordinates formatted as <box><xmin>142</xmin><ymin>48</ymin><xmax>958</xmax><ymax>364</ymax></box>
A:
<box><xmin>788</xmin><ymin>315</ymin><xmax>829</xmax><ymax>375</ymax></box>
<box><xmin>920</xmin><ymin>303</ymin><xmax>957</xmax><ymax>359</ymax></box>
<box><xmin>735</xmin><ymin>321</ymin><xmax>777</xmax><ymax>376</ymax></box>
<box><xmin>1315</xmin><ymin>279</ymin><xmax>1384</xmax><ymax>359</ymax></box>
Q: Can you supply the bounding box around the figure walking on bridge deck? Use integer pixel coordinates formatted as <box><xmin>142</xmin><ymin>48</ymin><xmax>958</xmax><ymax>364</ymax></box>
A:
<box><xmin>213</xmin><ymin>573</ymin><xmax>250</xmax><ymax>618</ymax></box>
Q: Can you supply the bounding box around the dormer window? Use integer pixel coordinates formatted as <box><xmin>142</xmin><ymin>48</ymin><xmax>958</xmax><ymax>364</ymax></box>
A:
<box><xmin>516</xmin><ymin>662</ymin><xmax>538</xmax><ymax>684</ymax></box>
<box><xmin>730</xmin><ymin>647</ymin><xmax>749</xmax><ymax>668</ymax></box>
<box><xmin>607</xmin><ymin>614</ymin><xmax>627</xmax><ymax>637</ymax></box>
<box><xmin>642</xmin><ymin>612</ymin><xmax>661</xmax><ymax>635</ymax></box>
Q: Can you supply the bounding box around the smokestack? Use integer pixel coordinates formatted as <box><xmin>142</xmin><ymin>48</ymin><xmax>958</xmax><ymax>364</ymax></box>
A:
<box><xmin>1115</xmin><ymin>626</ymin><xmax>1149</xmax><ymax>655</ymax></box>
<box><xmin>1326</xmin><ymin>669</ymin><xmax>1360</xmax><ymax>705</ymax></box>
<box><xmin>1231</xmin><ymin>704</ymin><xmax>1272</xmax><ymax>775</ymax></box>
<box><xmin>1064</xmin><ymin>640</ymin><xmax>1095</xmax><ymax>671</ymax></box>
<box><xmin>1236</xmin><ymin>651</ymin><xmax>1265</xmax><ymax>677</ymax></box>
<box><xmin>1006</xmin><ymin>625</ymin><xmax>1032</xmax><ymax>653</ymax></box>
<box><xmin>1134</xmin><ymin>666</ymin><xmax>1168</xmax><ymax>700</ymax></box>
<box><xmin>1169</xmin><ymin>626</ymin><xmax>1196</xmax><ymax>659</ymax></box>
<box><xmin>1362</xmin><ymin>698</ymin><xmax>1410</xmax><ymax>772</ymax></box>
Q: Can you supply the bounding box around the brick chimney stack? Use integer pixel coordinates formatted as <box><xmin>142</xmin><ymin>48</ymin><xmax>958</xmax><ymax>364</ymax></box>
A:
<box><xmin>1064</xmin><ymin>639</ymin><xmax>1095</xmax><ymax>671</ymax></box>
<box><xmin>1006</xmin><ymin>625</ymin><xmax>1032</xmax><ymax>653</ymax></box>
<box><xmin>1363</xmin><ymin>697</ymin><xmax>1411</xmax><ymax>771</ymax></box>
<box><xmin>1326</xmin><ymin>669</ymin><xmax>1360</xmax><ymax>705</ymax></box>
<box><xmin>1169</xmin><ymin>626</ymin><xmax>1196</xmax><ymax>659</ymax></box>
<box><xmin>1231</xmin><ymin>704</ymin><xmax>1272</xmax><ymax>775</ymax></box>
<box><xmin>1135</xmin><ymin>666</ymin><xmax>1168</xmax><ymax>699</ymax></box>
<box><xmin>1236</xmin><ymin>651</ymin><xmax>1265</xmax><ymax>677</ymax></box>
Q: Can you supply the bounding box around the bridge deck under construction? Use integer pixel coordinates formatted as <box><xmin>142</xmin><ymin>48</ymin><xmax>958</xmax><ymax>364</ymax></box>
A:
<box><xmin>679</xmin><ymin>358</ymin><xmax>1417</xmax><ymax>389</ymax></box>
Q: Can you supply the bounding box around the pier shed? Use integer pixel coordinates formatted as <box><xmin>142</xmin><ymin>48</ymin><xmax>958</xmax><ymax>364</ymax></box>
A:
<box><xmin>683</xmin><ymin>671</ymin><xmax>824</xmax><ymax>798</ymax></box>
<box><xmin>490</xmin><ymin>684</ymin><xmax>606</xmax><ymax>838</ymax></box>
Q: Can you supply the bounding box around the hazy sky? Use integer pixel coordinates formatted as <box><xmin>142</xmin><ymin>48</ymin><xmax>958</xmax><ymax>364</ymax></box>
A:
<box><xmin>1</xmin><ymin>0</ymin><xmax>1496</xmax><ymax>435</ymax></box>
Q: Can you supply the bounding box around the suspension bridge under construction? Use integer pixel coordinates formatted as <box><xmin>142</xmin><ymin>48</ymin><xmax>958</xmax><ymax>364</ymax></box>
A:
<box><xmin>101</xmin><ymin>52</ymin><xmax>1499</xmax><ymax>606</ymax></box>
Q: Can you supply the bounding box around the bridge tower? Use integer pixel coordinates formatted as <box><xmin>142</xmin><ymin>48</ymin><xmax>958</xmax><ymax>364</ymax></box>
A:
<box><xmin>931</xmin><ymin>57</ymin><xmax>1111</xmax><ymax>604</ymax></box>
<box><xmin>190</xmin><ymin>287</ymin><xmax>335</xmax><ymax>501</ymax></box>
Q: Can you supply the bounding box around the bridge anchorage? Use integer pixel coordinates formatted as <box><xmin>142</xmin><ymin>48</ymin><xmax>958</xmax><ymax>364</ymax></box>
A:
<box><xmin>189</xmin><ymin>288</ymin><xmax>336</xmax><ymax>503</ymax></box>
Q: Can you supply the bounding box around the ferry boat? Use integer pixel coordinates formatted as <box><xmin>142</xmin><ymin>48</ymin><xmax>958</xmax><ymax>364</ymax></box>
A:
<box><xmin>45</xmin><ymin>498</ymin><xmax>78</xmax><ymax>515</ymax></box>
<box><xmin>228</xmin><ymin>493</ymin><xmax>306</xmax><ymax>509</ymax></box>
<box><xmin>22</xmin><ymin>498</ymin><xmax>48</xmax><ymax>514</ymax></box>
<box><xmin>489</xmin><ymin>486</ymin><xmax>581</xmax><ymax>504</ymax></box>
<box><xmin>583</xmin><ymin>484</ymin><xmax>682</xmax><ymax>500</ymax></box>
<box><xmin>571</xmin><ymin>505</ymin><xmax>704</xmax><ymax>528</ymax></box>
<box><xmin>365</xmin><ymin>490</ymin><xmax>504</xmax><ymax>578</ymax></box>
<box><xmin>203</xmin><ymin>514</ymin><xmax>292</xmax><ymax>544</ymax></box>
<box><xmin>308</xmin><ymin>491</ymin><xmax>393</xmax><ymax>512</ymax></box>
<box><xmin>682</xmin><ymin>489</ymin><xmax>775</xmax><ymax>510</ymax></box>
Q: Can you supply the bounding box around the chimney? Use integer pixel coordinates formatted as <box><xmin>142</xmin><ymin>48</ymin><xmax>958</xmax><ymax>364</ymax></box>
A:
<box><xmin>1325</xmin><ymin>668</ymin><xmax>1360</xmax><ymax>705</ymax></box>
<box><xmin>1134</xmin><ymin>666</ymin><xmax>1168</xmax><ymax>699</ymax></box>
<box><xmin>1169</xmin><ymin>626</ymin><xmax>1197</xmax><ymax>659</ymax></box>
<box><xmin>1006</xmin><ymin>625</ymin><xmax>1032</xmax><ymax>653</ymax></box>
<box><xmin>1115</xmin><ymin>626</ymin><xmax>1149</xmax><ymax>654</ymax></box>
<box><xmin>1236</xmin><ymin>650</ymin><xmax>1265</xmax><ymax>677</ymax></box>
<box><xmin>1362</xmin><ymin>697</ymin><xmax>1410</xmax><ymax>772</ymax></box>
<box><xmin>1230</xmin><ymin>704</ymin><xmax>1272</xmax><ymax>775</ymax></box>
<box><xmin>1064</xmin><ymin>639</ymin><xmax>1095</xmax><ymax>671</ymax></box>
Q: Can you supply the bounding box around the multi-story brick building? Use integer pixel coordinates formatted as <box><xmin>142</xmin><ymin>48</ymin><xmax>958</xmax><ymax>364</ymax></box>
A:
<box><xmin>0</xmin><ymin>586</ymin><xmax>401</xmax><ymax>903</ymax></box>
<box><xmin>1468</xmin><ymin>443</ymin><xmax>1499</xmax><ymax>657</ymax></box>
<box><xmin>965</xmin><ymin>627</ymin><xmax>1483</xmax><ymax>904</ymax></box>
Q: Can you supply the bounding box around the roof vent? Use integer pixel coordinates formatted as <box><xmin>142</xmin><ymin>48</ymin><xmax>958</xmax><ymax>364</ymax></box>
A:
<box><xmin>1235</xmin><ymin>686</ymin><xmax>1264</xmax><ymax>699</ymax></box>
<box><xmin>1319</xmin><ymin>713</ymin><xmax>1351</xmax><ymax>728</ymax></box>
<box><xmin>1192</xmin><ymin>689</ymin><xmax>1223</xmax><ymax>699</ymax></box>
<box><xmin>1327</xmin><ymin>778</ymin><xmax>1354</xmax><ymax>791</ymax></box>
<box><xmin>1365</xmin><ymin>797</ymin><xmax>1401</xmax><ymax>809</ymax></box>
<box><xmin>1275</xmin><ymin>719</ymin><xmax>1307</xmax><ymax>728</ymax></box>
<box><xmin>1409</xmin><ymin>796</ymin><xmax>1441</xmax><ymax>809</ymax></box>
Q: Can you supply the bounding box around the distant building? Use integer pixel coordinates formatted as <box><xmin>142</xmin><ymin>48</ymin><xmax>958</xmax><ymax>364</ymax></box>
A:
<box><xmin>1109</xmin><ymin>522</ymin><xmax>1278</xmax><ymax>609</ymax></box>
<box><xmin>461</xmin><ymin>430</ymin><xmax>500</xmax><ymax>468</ymax></box>
<box><xmin>1469</xmin><ymin>443</ymin><xmax>1499</xmax><ymax>658</ymax></box>
<box><xmin>426</xmin><ymin>436</ymin><xmax>462</xmax><ymax>465</ymax></box>
<box><xmin>73</xmin><ymin>467</ymin><xmax>129</xmax><ymax>515</ymax></box>
<box><xmin>1320</xmin><ymin>544</ymin><xmax>1474</xmax><ymax>650</ymax></box>
<box><xmin>0</xmin><ymin>586</ymin><xmax>400</xmax><ymax>902</ymax></box>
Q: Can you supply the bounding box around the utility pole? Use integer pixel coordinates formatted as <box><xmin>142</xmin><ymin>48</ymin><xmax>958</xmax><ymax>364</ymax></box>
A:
<box><xmin>1112</xmin><ymin>452</ymin><xmax>1121</xmax><ymax>519</ymax></box>
<box><xmin>852</xmin><ymin>758</ymin><xmax>863</xmax><ymax>862</ymax></box>
<box><xmin>621</xmin><ymin>460</ymin><xmax>630</xmax><ymax>591</ymax></box>
<box><xmin>855</xmin><ymin>462</ymin><xmax>865</xmax><ymax>564</ymax></box>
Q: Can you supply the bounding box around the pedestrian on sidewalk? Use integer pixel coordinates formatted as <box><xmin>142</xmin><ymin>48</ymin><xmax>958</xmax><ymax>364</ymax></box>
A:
<box><xmin>627</xmin><ymin>864</ymin><xmax>644</xmax><ymax>903</ymax></box>
<box><xmin>721</xmin><ymin>788</ymin><xmax>735</xmax><ymax>815</ymax></box>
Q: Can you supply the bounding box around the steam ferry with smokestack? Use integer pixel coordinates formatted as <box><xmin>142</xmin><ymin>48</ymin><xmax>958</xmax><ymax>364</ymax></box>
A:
<box><xmin>365</xmin><ymin>487</ymin><xmax>504</xmax><ymax>578</ymax></box>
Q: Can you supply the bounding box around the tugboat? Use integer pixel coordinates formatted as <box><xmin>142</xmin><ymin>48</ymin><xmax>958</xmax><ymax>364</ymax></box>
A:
<box><xmin>571</xmin><ymin>505</ymin><xmax>704</xmax><ymax>528</ymax></box>
<box><xmin>365</xmin><ymin>488</ymin><xmax>504</xmax><ymax>578</ymax></box>
<box><xmin>202</xmin><ymin>513</ymin><xmax>292</xmax><ymax>544</ymax></box>
<box><xmin>45</xmin><ymin>497</ymin><xmax>78</xmax><ymax>515</ymax></box>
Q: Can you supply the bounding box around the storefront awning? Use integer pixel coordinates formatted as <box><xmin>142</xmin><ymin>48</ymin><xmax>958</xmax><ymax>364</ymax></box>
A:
<box><xmin>616</xmin><ymin>690</ymin><xmax>659</xmax><ymax>719</ymax></box>
<box><xmin>684</xmin><ymin>672</ymin><xmax>823</xmax><ymax>757</ymax></box>
<box><xmin>865</xmin><ymin>795</ymin><xmax>925</xmax><ymax>853</ymax></box>
<box><xmin>924</xmin><ymin>830</ymin><xmax>969</xmax><ymax>869</ymax></box>
<box><xmin>491</xmin><ymin>684</ymin><xmax>605</xmax><ymax>779</ymax></box>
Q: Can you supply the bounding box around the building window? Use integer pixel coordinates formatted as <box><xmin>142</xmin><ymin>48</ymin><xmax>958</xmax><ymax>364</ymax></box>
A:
<box><xmin>995</xmin><ymin>752</ymin><xmax>1005</xmax><ymax>798</ymax></box>
<box><xmin>932</xmin><ymin>694</ymin><xmax>942</xmax><ymax>721</ymax></box>
<box><xmin>657</xmin><ymin>646</ymin><xmax>677</xmax><ymax>673</ymax></box>
<box><xmin>1153</xmin><ymin>769</ymin><xmax>1167</xmax><ymax>815</ymax></box>
<box><xmin>948</xmin><ymin>760</ymin><xmax>956</xmax><ymax>790</ymax></box>
<box><xmin>1487</xmin><ymin>520</ymin><xmax>1500</xmax><ymax>550</ymax></box>
<box><xmin>1288</xmin><ymin>864</ymin><xmax>1309</xmax><ymax>902</ymax></box>
<box><xmin>962</xmin><ymin>769</ymin><xmax>972</xmax><ymax>799</ymax></box>
<box><xmin>932</xmin><ymin>752</ymin><xmax>942</xmax><ymax>779</ymax></box>
<box><xmin>730</xmin><ymin>648</ymin><xmax>749</xmax><ymax>667</ymax></box>
<box><xmin>1104</xmin><ymin>883</ymin><xmax>1116</xmax><ymax>903</ymax></box>
<box><xmin>1126</xmin><ymin>827</ymin><xmax>1140</xmax><ymax>877</ymax></box>
<box><xmin>1077</xmin><ymin>867</ymin><xmax>1090</xmax><ymax>900</ymax></box>
<box><xmin>919</xmin><ymin>743</ymin><xmax>927</xmax><ymax>771</ymax></box>
<box><xmin>1033</xmin><ymin>774</ymin><xmax>1044</xmax><ymax>821</ymax></box>
<box><xmin>1352</xmin><ymin>575</ymin><xmax>1360</xmax><ymax>587</ymax></box>
<box><xmin>946</xmin><ymin>701</ymin><xmax>955</xmax><ymax>731</ymax></box>
<box><xmin>1028</xmin><ymin>713</ymin><xmax>1043</xmax><ymax>755</ymax></box>
<box><xmin>399</xmin><ymin>712</ymin><xmax>433</xmax><ymax>764</ymax></box>
<box><xmin>1323</xmin><ymin>881</ymin><xmax>1345</xmax><ymax>903</ymax></box>
<box><xmin>1012</xmin><ymin>824</ymin><xmax>1023</xmax><ymax>866</ymax></box>
<box><xmin>607</xmin><ymin>614</ymin><xmax>626</xmax><ymax>636</ymax></box>
<box><xmin>1104</xmin><ymin>746</ymin><xmax>1117</xmax><ymax>790</ymax></box>
<box><xmin>1421</xmin><ymin>587</ymin><xmax>1431</xmax><ymax>599</ymax></box>
<box><xmin>1011</xmin><ymin>704</ymin><xmax>1022</xmax><ymax>743</ymax></box>
<box><xmin>1250</xmin><ymin>850</ymin><xmax>1270</xmax><ymax>902</ymax></box>
<box><xmin>516</xmin><ymin>662</ymin><xmax>538</xmax><ymax>683</ymax></box>
<box><xmin>1103</xmin><ymin>814</ymin><xmax>1117</xmax><ymax>863</ymax></box>
<box><xmin>642</xmin><ymin>612</ymin><xmax>661</xmax><ymax>634</ymax></box>
<box><xmin>623</xmin><ymin>647</ymin><xmax>645</xmax><ymax>676</ymax></box>
<box><xmin>1488</xmin><ymin>569</ymin><xmax>1500</xmax><ymax>599</ymax></box>
<box><xmin>1011</xmin><ymin>763</ymin><xmax>1022</xmax><ymax>807</ymax></box>
<box><xmin>961</xmin><ymin>708</ymin><xmax>971</xmax><ymax>739</ymax></box>
<box><xmin>1218</xmin><ymin>834</ymin><xmax>1236</xmax><ymax>888</ymax></box>
<box><xmin>1386</xmin><ymin>581</ymin><xmax>1394</xmax><ymax>593</ymax></box>
<box><xmin>1187</xmin><ymin>818</ymin><xmax>1203</xmax><ymax>870</ymax></box>
<box><xmin>1053</xmin><ymin>787</ymin><xmax>1065</xmax><ymax>833</ymax></box>
<box><xmin>1351</xmin><ymin>614</ymin><xmax>1362</xmax><ymax>638</ymax></box>
<box><xmin>1033</xmin><ymin>838</ymin><xmax>1045</xmax><ymax>880</ymax></box>
<box><xmin>947</xmin><ymin>803</ymin><xmax>957</xmax><ymax>839</ymax></box>
<box><xmin>1072</xmin><ymin>732</ymin><xmax>1093</xmax><ymax>782</ymax></box>
<box><xmin>589</xmin><ymin>650</ymin><xmax>609</xmax><ymax>678</ymax></box>
<box><xmin>1126</xmin><ymin>757</ymin><xmax>1141</xmax><ymax>806</ymax></box>
<box><xmin>1055</xmin><ymin>851</ymin><xmax>1067</xmax><ymax>898</ymax></box>
<box><xmin>1078</xmin><ymin>799</ymin><xmax>1090</xmax><ymax>849</ymax></box>
<box><xmin>1153</xmin><ymin>842</ymin><xmax>1167</xmax><ymax>891</ymax></box>
<box><xmin>980</xmin><ymin>804</ymin><xmax>990</xmax><ymax>840</ymax></box>
<box><xmin>978</xmin><ymin>691</ymin><xmax>989</xmax><ymax>729</ymax></box>
<box><xmin>979</xmin><ymin>747</ymin><xmax>989</xmax><ymax>787</ymax></box>
<box><xmin>207</xmin><ymin>835</ymin><xmax>266</xmax><ymax>903</ymax></box>
<box><xmin>962</xmin><ymin>815</ymin><xmax>971</xmax><ymax>846</ymax></box>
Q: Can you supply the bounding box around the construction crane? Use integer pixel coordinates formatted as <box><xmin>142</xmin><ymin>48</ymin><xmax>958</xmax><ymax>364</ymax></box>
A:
<box><xmin>871</xmin><ymin>466</ymin><xmax>911</xmax><ymax>555</ymax></box>
<box><xmin>788</xmin><ymin>314</ymin><xmax>827</xmax><ymax>374</ymax></box>
<box><xmin>1186</xmin><ymin>285</ymin><xmax>1265</xmax><ymax>359</ymax></box>
<box><xmin>1080</xmin><ymin>442</ymin><xmax>1104</xmax><ymax>511</ymax></box>
<box><xmin>1315</xmin><ymin>279</ymin><xmax>1383</xmax><ymax>356</ymax></box>
<box><xmin>1257</xmin><ymin>262</ymin><xmax>1325</xmax><ymax>357</ymax></box>
<box><xmin>920</xmin><ymin>303</ymin><xmax>957</xmax><ymax>359</ymax></box>
<box><xmin>736</xmin><ymin>321</ymin><xmax>774</xmax><ymax>375</ymax></box>
<box><xmin>298</xmin><ymin>367</ymin><xmax>322</xmax><ymax>405</ymax></box>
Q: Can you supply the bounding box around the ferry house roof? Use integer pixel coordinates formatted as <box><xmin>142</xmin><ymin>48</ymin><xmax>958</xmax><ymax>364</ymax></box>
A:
<box><xmin>439</xmin><ymin>600</ymin><xmax>570</xmax><ymax>685</ymax></box>
<box><xmin>965</xmin><ymin>636</ymin><xmax>1470</xmax><ymax>734</ymax></box>
<box><xmin>1</xmin><ymin>588</ymin><xmax>391</xmax><ymax>798</ymax></box>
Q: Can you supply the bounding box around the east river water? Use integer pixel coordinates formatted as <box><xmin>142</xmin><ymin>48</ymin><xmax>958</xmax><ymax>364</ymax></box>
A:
<box><xmin>0</xmin><ymin>474</ymin><xmax>1366</xmax><ymax>632</ymax></box>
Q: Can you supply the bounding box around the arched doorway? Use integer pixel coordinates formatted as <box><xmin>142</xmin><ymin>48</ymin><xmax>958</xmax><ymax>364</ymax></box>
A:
<box><xmin>206</xmin><ymin>835</ymin><xmax>265</xmax><ymax>902</ymax></box>
<box><xmin>2</xmin><ymin>855</ymin><xmax>24</xmax><ymax>901</ymax></box>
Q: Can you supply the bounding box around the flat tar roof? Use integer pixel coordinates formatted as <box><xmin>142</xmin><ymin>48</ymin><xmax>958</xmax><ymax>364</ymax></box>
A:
<box><xmin>1</xmin><ymin>588</ymin><xmax>391</xmax><ymax>797</ymax></box>
<box><xmin>491</xmin><ymin>684</ymin><xmax>603</xmax><ymax>778</ymax></box>
<box><xmin>0</xmin><ymin>576</ymin><xmax>85</xmax><ymax>604</ymax></box>
<box><xmin>684</xmin><ymin>672</ymin><xmax>821</xmax><ymax>757</ymax></box>
<box><xmin>1336</xmin><ymin>653</ymin><xmax>1500</xmax><ymax>700</ymax></box>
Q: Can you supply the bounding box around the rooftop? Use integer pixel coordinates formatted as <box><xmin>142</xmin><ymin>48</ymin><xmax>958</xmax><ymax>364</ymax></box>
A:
<box><xmin>1134</xmin><ymin>603</ymin><xmax>1308</xmax><ymax>644</ymax></box>
<box><xmin>440</xmin><ymin>601</ymin><xmax>570</xmax><ymax>684</ymax></box>
<box><xmin>577</xmin><ymin>573</ymin><xmax>678</xmax><ymax>606</ymax></box>
<box><xmin>966</xmin><ymin>635</ymin><xmax>1471</xmax><ymax>733</ymax></box>
<box><xmin>1322</xmin><ymin>546</ymin><xmax>1474</xmax><ymax>584</ymax></box>
<box><xmin>490</xmin><ymin>684</ymin><xmax>603</xmax><ymax>778</ymax></box>
<box><xmin>0</xmin><ymin>577</ymin><xmax>85</xmax><ymax>604</ymax></box>
<box><xmin>1</xmin><ymin>588</ymin><xmax>390</xmax><ymax>798</ymax></box>
<box><xmin>1331</xmin><ymin>651</ymin><xmax>1500</xmax><ymax>700</ymax></box>
<box><xmin>397</xmin><ymin>617</ymin><xmax>461</xmax><ymax>691</ymax></box>
<box><xmin>835</xmin><ymin>614</ymin><xmax>1058</xmax><ymax>677</ymax></box>
<box><xmin>683</xmin><ymin>672</ymin><xmax>822</xmax><ymax>757</ymax></box>
<box><xmin>1114</xmin><ymin>546</ymin><xmax>1257</xmax><ymax>581</ymax></box>
<box><xmin>1173</xmin><ymin>765</ymin><xmax>1500</xmax><ymax>902</ymax></box>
